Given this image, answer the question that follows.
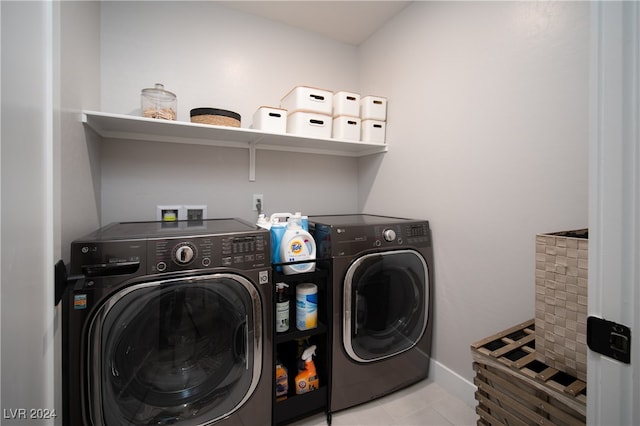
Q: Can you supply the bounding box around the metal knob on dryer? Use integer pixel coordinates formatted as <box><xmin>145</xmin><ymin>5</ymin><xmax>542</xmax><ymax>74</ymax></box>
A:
<box><xmin>383</xmin><ymin>229</ymin><xmax>396</xmax><ymax>242</ymax></box>
<box><xmin>174</xmin><ymin>243</ymin><xmax>196</xmax><ymax>265</ymax></box>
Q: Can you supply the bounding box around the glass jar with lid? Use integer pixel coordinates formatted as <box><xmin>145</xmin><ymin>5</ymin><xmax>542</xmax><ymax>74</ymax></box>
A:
<box><xmin>141</xmin><ymin>83</ymin><xmax>177</xmax><ymax>120</ymax></box>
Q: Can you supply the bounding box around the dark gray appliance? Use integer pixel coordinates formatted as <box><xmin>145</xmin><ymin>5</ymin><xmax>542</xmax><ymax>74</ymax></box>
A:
<box><xmin>309</xmin><ymin>214</ymin><xmax>433</xmax><ymax>413</ymax></box>
<box><xmin>62</xmin><ymin>219</ymin><xmax>272</xmax><ymax>426</ymax></box>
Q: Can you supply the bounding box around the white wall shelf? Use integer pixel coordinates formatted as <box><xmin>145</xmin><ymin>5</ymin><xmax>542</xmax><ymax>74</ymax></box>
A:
<box><xmin>82</xmin><ymin>111</ymin><xmax>387</xmax><ymax>181</ymax></box>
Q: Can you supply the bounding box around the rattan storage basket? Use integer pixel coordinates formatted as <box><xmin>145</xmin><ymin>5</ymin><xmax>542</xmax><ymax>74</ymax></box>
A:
<box><xmin>190</xmin><ymin>108</ymin><xmax>241</xmax><ymax>127</ymax></box>
<box><xmin>471</xmin><ymin>320</ymin><xmax>586</xmax><ymax>426</ymax></box>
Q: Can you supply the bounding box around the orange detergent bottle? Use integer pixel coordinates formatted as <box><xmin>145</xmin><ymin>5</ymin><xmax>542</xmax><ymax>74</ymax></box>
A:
<box><xmin>275</xmin><ymin>358</ymin><xmax>288</xmax><ymax>402</ymax></box>
<box><xmin>295</xmin><ymin>345</ymin><xmax>319</xmax><ymax>394</ymax></box>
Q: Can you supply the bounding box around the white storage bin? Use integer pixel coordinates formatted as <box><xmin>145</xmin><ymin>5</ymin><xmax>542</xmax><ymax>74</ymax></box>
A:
<box><xmin>332</xmin><ymin>116</ymin><xmax>361</xmax><ymax>141</ymax></box>
<box><xmin>361</xmin><ymin>95</ymin><xmax>387</xmax><ymax>121</ymax></box>
<box><xmin>252</xmin><ymin>106</ymin><xmax>287</xmax><ymax>133</ymax></box>
<box><xmin>361</xmin><ymin>119</ymin><xmax>386</xmax><ymax>143</ymax></box>
<box><xmin>287</xmin><ymin>111</ymin><xmax>332</xmax><ymax>139</ymax></box>
<box><xmin>281</xmin><ymin>86</ymin><xmax>333</xmax><ymax>115</ymax></box>
<box><xmin>333</xmin><ymin>91</ymin><xmax>360</xmax><ymax>117</ymax></box>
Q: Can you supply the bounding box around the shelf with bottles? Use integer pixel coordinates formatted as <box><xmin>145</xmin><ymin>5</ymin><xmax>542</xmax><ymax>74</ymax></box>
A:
<box><xmin>275</xmin><ymin>322</ymin><xmax>328</xmax><ymax>344</ymax></box>
<box><xmin>272</xmin><ymin>264</ymin><xmax>331</xmax><ymax>425</ymax></box>
<box><xmin>274</xmin><ymin>336</ymin><xmax>329</xmax><ymax>425</ymax></box>
<box><xmin>273</xmin><ymin>266</ymin><xmax>329</xmax><ymax>344</ymax></box>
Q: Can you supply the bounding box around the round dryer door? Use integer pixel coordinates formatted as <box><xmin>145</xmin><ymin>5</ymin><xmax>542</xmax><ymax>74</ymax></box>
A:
<box><xmin>87</xmin><ymin>273</ymin><xmax>262</xmax><ymax>425</ymax></box>
<box><xmin>343</xmin><ymin>249</ymin><xmax>429</xmax><ymax>362</ymax></box>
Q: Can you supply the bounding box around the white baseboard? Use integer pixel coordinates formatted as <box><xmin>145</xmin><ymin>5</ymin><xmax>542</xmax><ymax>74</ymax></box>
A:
<box><xmin>430</xmin><ymin>359</ymin><xmax>477</xmax><ymax>408</ymax></box>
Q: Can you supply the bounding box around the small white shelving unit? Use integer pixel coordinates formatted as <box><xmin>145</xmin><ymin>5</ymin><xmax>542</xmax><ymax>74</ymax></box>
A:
<box><xmin>82</xmin><ymin>111</ymin><xmax>388</xmax><ymax>181</ymax></box>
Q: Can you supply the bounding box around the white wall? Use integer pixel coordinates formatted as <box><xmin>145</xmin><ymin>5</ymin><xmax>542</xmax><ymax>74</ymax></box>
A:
<box><xmin>99</xmin><ymin>2</ymin><xmax>362</xmax><ymax>224</ymax></box>
<box><xmin>100</xmin><ymin>141</ymin><xmax>359</xmax><ymax>223</ymax></box>
<box><xmin>1</xmin><ymin>1</ymin><xmax>56</xmax><ymax>421</ymax></box>
<box><xmin>1</xmin><ymin>2</ymin><xmax>101</xmax><ymax>421</ymax></box>
<box><xmin>60</xmin><ymin>1</ymin><xmax>101</xmax><ymax>262</ymax></box>
<box><xmin>358</xmin><ymin>1</ymin><xmax>589</xmax><ymax>387</ymax></box>
<box><xmin>56</xmin><ymin>2</ymin><xmax>102</xmax><ymax>420</ymax></box>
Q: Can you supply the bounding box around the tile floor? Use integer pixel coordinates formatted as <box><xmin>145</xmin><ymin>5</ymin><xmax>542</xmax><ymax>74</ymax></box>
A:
<box><xmin>291</xmin><ymin>379</ymin><xmax>478</xmax><ymax>426</ymax></box>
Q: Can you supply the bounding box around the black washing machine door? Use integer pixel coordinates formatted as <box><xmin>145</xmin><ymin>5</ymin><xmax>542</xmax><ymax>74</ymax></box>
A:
<box><xmin>343</xmin><ymin>249</ymin><xmax>429</xmax><ymax>362</ymax></box>
<box><xmin>87</xmin><ymin>273</ymin><xmax>262</xmax><ymax>425</ymax></box>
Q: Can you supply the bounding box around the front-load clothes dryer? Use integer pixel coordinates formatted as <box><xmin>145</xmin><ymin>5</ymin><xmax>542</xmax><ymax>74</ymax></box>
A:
<box><xmin>62</xmin><ymin>219</ymin><xmax>272</xmax><ymax>426</ymax></box>
<box><xmin>309</xmin><ymin>214</ymin><xmax>433</xmax><ymax>413</ymax></box>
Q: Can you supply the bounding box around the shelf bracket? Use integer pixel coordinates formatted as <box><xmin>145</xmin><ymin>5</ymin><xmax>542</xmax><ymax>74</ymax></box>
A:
<box><xmin>249</xmin><ymin>136</ymin><xmax>267</xmax><ymax>181</ymax></box>
<box><xmin>249</xmin><ymin>141</ymin><xmax>257</xmax><ymax>182</ymax></box>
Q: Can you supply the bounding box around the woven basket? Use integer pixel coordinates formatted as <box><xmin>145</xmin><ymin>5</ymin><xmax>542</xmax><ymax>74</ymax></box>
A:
<box><xmin>534</xmin><ymin>229</ymin><xmax>588</xmax><ymax>381</ymax></box>
<box><xmin>471</xmin><ymin>320</ymin><xmax>586</xmax><ymax>425</ymax></box>
<box><xmin>190</xmin><ymin>108</ymin><xmax>241</xmax><ymax>128</ymax></box>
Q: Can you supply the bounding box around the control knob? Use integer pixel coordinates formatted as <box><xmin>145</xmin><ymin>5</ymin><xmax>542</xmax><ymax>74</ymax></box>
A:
<box><xmin>383</xmin><ymin>228</ymin><xmax>397</xmax><ymax>242</ymax></box>
<box><xmin>174</xmin><ymin>244</ymin><xmax>195</xmax><ymax>265</ymax></box>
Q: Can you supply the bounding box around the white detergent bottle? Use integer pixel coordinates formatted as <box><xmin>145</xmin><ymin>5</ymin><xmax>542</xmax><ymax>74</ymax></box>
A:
<box><xmin>280</xmin><ymin>220</ymin><xmax>316</xmax><ymax>275</ymax></box>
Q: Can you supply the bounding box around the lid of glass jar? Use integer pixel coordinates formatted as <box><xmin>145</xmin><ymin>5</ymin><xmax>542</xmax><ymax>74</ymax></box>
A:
<box><xmin>141</xmin><ymin>83</ymin><xmax>176</xmax><ymax>101</ymax></box>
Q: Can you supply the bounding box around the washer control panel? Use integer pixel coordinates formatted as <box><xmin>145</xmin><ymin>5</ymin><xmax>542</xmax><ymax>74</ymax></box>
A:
<box><xmin>372</xmin><ymin>223</ymin><xmax>430</xmax><ymax>248</ymax></box>
<box><xmin>312</xmin><ymin>220</ymin><xmax>431</xmax><ymax>257</ymax></box>
<box><xmin>149</xmin><ymin>234</ymin><xmax>268</xmax><ymax>273</ymax></box>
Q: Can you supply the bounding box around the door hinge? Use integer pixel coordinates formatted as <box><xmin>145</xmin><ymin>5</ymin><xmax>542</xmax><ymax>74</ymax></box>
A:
<box><xmin>587</xmin><ymin>316</ymin><xmax>631</xmax><ymax>364</ymax></box>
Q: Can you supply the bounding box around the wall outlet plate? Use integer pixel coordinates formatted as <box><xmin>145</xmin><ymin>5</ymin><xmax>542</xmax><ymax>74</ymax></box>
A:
<box><xmin>253</xmin><ymin>194</ymin><xmax>263</xmax><ymax>212</ymax></box>
<box><xmin>182</xmin><ymin>205</ymin><xmax>207</xmax><ymax>221</ymax></box>
<box><xmin>157</xmin><ymin>205</ymin><xmax>181</xmax><ymax>221</ymax></box>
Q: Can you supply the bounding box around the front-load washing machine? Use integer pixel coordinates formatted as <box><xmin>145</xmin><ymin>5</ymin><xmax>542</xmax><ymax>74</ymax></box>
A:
<box><xmin>309</xmin><ymin>214</ymin><xmax>433</xmax><ymax>413</ymax></box>
<box><xmin>62</xmin><ymin>219</ymin><xmax>272</xmax><ymax>425</ymax></box>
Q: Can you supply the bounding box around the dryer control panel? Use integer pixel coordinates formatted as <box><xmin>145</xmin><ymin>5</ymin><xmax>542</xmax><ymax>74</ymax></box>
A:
<box><xmin>149</xmin><ymin>234</ymin><xmax>268</xmax><ymax>273</ymax></box>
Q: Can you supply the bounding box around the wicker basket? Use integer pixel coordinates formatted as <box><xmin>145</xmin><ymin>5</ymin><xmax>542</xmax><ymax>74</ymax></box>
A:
<box><xmin>190</xmin><ymin>108</ymin><xmax>241</xmax><ymax>128</ymax></box>
<box><xmin>534</xmin><ymin>229</ymin><xmax>588</xmax><ymax>381</ymax></box>
<box><xmin>471</xmin><ymin>320</ymin><xmax>586</xmax><ymax>426</ymax></box>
